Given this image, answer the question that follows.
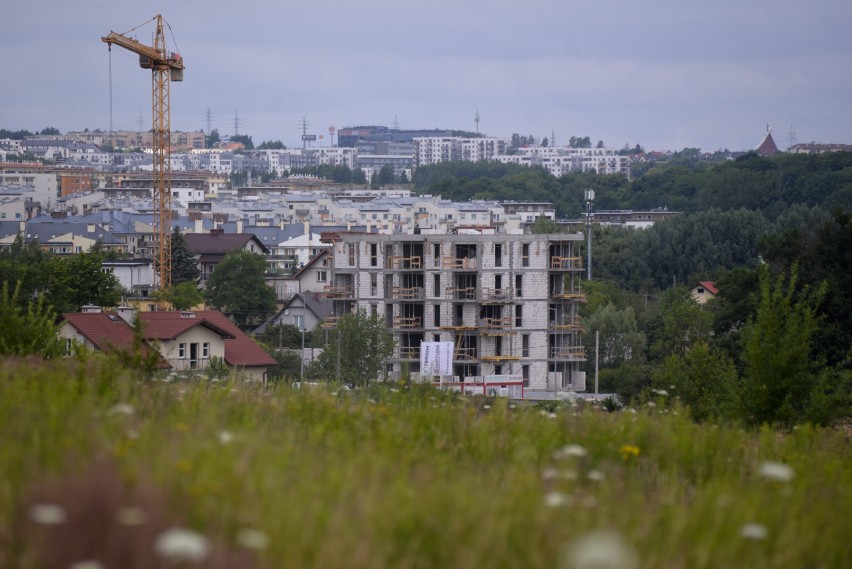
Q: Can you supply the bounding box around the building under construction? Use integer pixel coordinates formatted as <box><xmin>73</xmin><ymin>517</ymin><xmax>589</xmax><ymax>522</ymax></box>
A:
<box><xmin>325</xmin><ymin>233</ymin><xmax>587</xmax><ymax>391</ymax></box>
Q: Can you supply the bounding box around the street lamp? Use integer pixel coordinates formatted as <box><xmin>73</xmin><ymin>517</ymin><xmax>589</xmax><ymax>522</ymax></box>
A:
<box><xmin>584</xmin><ymin>189</ymin><xmax>595</xmax><ymax>281</ymax></box>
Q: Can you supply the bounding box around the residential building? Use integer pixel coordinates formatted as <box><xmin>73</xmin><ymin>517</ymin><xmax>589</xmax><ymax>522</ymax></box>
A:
<box><xmin>183</xmin><ymin>228</ymin><xmax>269</xmax><ymax>286</ymax></box>
<box><xmin>59</xmin><ymin>308</ymin><xmax>277</xmax><ymax>382</ymax></box>
<box><xmin>325</xmin><ymin>232</ymin><xmax>587</xmax><ymax>391</ymax></box>
<box><xmin>690</xmin><ymin>281</ymin><xmax>718</xmax><ymax>305</ymax></box>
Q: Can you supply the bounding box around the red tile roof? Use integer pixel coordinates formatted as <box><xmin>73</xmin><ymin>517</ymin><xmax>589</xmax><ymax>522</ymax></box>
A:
<box><xmin>756</xmin><ymin>130</ymin><xmax>779</xmax><ymax>156</ymax></box>
<box><xmin>60</xmin><ymin>313</ymin><xmax>170</xmax><ymax>368</ymax></box>
<box><xmin>697</xmin><ymin>281</ymin><xmax>718</xmax><ymax>295</ymax></box>
<box><xmin>137</xmin><ymin>312</ymin><xmax>236</xmax><ymax>341</ymax></box>
<box><xmin>193</xmin><ymin>311</ymin><xmax>277</xmax><ymax>367</ymax></box>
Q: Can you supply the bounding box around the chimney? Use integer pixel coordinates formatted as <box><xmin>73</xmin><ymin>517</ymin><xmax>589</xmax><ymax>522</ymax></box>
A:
<box><xmin>209</xmin><ymin>228</ymin><xmax>224</xmax><ymax>236</ymax></box>
<box><xmin>303</xmin><ymin>221</ymin><xmax>309</xmax><ymax>238</ymax></box>
<box><xmin>194</xmin><ymin>217</ymin><xmax>203</xmax><ymax>234</ymax></box>
<box><xmin>236</xmin><ymin>218</ymin><xmax>244</xmax><ymax>233</ymax></box>
<box><xmin>116</xmin><ymin>305</ymin><xmax>137</xmax><ymax>324</ymax></box>
<box><xmin>86</xmin><ymin>224</ymin><xmax>96</xmax><ymax>233</ymax></box>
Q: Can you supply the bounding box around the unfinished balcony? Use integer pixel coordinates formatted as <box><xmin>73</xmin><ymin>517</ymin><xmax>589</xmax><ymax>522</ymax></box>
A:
<box><xmin>480</xmin><ymin>287</ymin><xmax>514</xmax><ymax>303</ymax></box>
<box><xmin>549</xmin><ymin>256</ymin><xmax>583</xmax><ymax>270</ymax></box>
<box><xmin>392</xmin><ymin>316</ymin><xmax>422</xmax><ymax>330</ymax></box>
<box><xmin>479</xmin><ymin>316</ymin><xmax>515</xmax><ymax>336</ymax></box>
<box><xmin>386</xmin><ymin>255</ymin><xmax>423</xmax><ymax>270</ymax></box>
<box><xmin>322</xmin><ymin>285</ymin><xmax>354</xmax><ymax>299</ymax></box>
<box><xmin>446</xmin><ymin>287</ymin><xmax>476</xmax><ymax>301</ymax></box>
<box><xmin>389</xmin><ymin>286</ymin><xmax>425</xmax><ymax>300</ymax></box>
<box><xmin>441</xmin><ymin>256</ymin><xmax>477</xmax><ymax>270</ymax></box>
<box><xmin>549</xmin><ymin>346</ymin><xmax>587</xmax><ymax>361</ymax></box>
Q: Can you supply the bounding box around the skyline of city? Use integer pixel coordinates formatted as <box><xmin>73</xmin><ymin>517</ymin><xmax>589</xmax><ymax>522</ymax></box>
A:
<box><xmin>2</xmin><ymin>1</ymin><xmax>851</xmax><ymax>152</ymax></box>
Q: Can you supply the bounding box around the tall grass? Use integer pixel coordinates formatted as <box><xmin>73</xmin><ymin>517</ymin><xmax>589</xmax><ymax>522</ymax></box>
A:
<box><xmin>1</xmin><ymin>356</ymin><xmax>849</xmax><ymax>568</ymax></box>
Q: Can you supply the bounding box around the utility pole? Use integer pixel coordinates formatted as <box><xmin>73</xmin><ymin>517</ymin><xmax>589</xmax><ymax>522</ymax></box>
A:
<box><xmin>595</xmin><ymin>330</ymin><xmax>599</xmax><ymax>395</ymax></box>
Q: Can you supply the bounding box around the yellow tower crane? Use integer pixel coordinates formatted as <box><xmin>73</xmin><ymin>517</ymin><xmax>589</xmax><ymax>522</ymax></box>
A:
<box><xmin>102</xmin><ymin>14</ymin><xmax>184</xmax><ymax>290</ymax></box>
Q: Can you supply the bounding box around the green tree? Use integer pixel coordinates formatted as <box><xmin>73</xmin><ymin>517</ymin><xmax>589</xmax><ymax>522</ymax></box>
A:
<box><xmin>647</xmin><ymin>287</ymin><xmax>713</xmax><ymax>361</ymax></box>
<box><xmin>255</xmin><ymin>323</ymin><xmax>312</xmax><ymax>349</ymax></box>
<box><xmin>530</xmin><ymin>216</ymin><xmax>559</xmax><ymax>234</ymax></box>
<box><xmin>0</xmin><ymin>282</ymin><xmax>62</xmax><ymax>358</ymax></box>
<box><xmin>310</xmin><ymin>310</ymin><xmax>394</xmax><ymax>385</ymax></box>
<box><xmin>0</xmin><ymin>235</ymin><xmax>51</xmax><ymax>309</ymax></box>
<box><xmin>257</xmin><ymin>140</ymin><xmax>286</xmax><ymax>149</ymax></box>
<box><xmin>43</xmin><ymin>252</ymin><xmax>123</xmax><ymax>313</ymax></box>
<box><xmin>231</xmin><ymin>134</ymin><xmax>254</xmax><ymax>149</ymax></box>
<box><xmin>205</xmin><ymin>251</ymin><xmax>276</xmax><ymax>329</ymax></box>
<box><xmin>155</xmin><ymin>281</ymin><xmax>204</xmax><ymax>311</ymax></box>
<box><xmin>170</xmin><ymin>227</ymin><xmax>200</xmax><ymax>285</ymax></box>
<box><xmin>738</xmin><ymin>267</ymin><xmax>824</xmax><ymax>427</ymax></box>
<box><xmin>653</xmin><ymin>342</ymin><xmax>738</xmax><ymax>422</ymax></box>
<box><xmin>205</xmin><ymin>128</ymin><xmax>220</xmax><ymax>148</ymax></box>
<box><xmin>584</xmin><ymin>303</ymin><xmax>646</xmax><ymax>367</ymax></box>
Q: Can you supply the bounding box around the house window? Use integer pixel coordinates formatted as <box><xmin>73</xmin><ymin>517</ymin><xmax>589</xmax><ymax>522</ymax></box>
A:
<box><xmin>522</xmin><ymin>243</ymin><xmax>530</xmax><ymax>267</ymax></box>
<box><xmin>317</xmin><ymin>271</ymin><xmax>327</xmax><ymax>283</ymax></box>
<box><xmin>494</xmin><ymin>243</ymin><xmax>502</xmax><ymax>267</ymax></box>
<box><xmin>202</xmin><ymin>342</ymin><xmax>210</xmax><ymax>358</ymax></box>
<box><xmin>515</xmin><ymin>274</ymin><xmax>523</xmax><ymax>297</ymax></box>
<box><xmin>434</xmin><ymin>304</ymin><xmax>441</xmax><ymax>327</ymax></box>
<box><xmin>370</xmin><ymin>243</ymin><xmax>378</xmax><ymax>266</ymax></box>
<box><xmin>515</xmin><ymin>305</ymin><xmax>522</xmax><ymax>328</ymax></box>
<box><xmin>522</xmin><ymin>334</ymin><xmax>530</xmax><ymax>357</ymax></box>
<box><xmin>178</xmin><ymin>343</ymin><xmax>186</xmax><ymax>358</ymax></box>
<box><xmin>371</xmin><ymin>273</ymin><xmax>378</xmax><ymax>296</ymax></box>
<box><xmin>64</xmin><ymin>338</ymin><xmax>72</xmax><ymax>357</ymax></box>
<box><xmin>522</xmin><ymin>365</ymin><xmax>530</xmax><ymax>387</ymax></box>
<box><xmin>348</xmin><ymin>243</ymin><xmax>355</xmax><ymax>266</ymax></box>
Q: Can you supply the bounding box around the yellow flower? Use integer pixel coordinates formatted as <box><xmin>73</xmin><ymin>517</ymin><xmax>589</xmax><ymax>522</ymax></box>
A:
<box><xmin>619</xmin><ymin>444</ymin><xmax>640</xmax><ymax>461</ymax></box>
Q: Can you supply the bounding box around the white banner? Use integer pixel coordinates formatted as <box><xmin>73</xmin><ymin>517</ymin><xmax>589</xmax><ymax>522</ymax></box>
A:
<box><xmin>420</xmin><ymin>341</ymin><xmax>454</xmax><ymax>377</ymax></box>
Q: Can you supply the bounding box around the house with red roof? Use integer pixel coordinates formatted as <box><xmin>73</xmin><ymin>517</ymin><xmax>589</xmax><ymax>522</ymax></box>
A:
<box><xmin>690</xmin><ymin>281</ymin><xmax>719</xmax><ymax>305</ymax></box>
<box><xmin>59</xmin><ymin>307</ymin><xmax>277</xmax><ymax>382</ymax></box>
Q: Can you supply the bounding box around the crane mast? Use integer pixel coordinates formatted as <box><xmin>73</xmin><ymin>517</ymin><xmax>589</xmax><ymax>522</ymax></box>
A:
<box><xmin>102</xmin><ymin>15</ymin><xmax>184</xmax><ymax>291</ymax></box>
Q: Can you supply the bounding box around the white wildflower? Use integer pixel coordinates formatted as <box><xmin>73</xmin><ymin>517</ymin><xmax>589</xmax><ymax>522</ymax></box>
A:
<box><xmin>116</xmin><ymin>507</ymin><xmax>146</xmax><ymax>526</ymax></box>
<box><xmin>108</xmin><ymin>403</ymin><xmax>134</xmax><ymax>416</ymax></box>
<box><xmin>740</xmin><ymin>523</ymin><xmax>768</xmax><ymax>540</ymax></box>
<box><xmin>548</xmin><ymin>412</ymin><xmax>557</xmax><ymax>419</ymax></box>
<box><xmin>542</xmin><ymin>467</ymin><xmax>559</xmax><ymax>480</ymax></box>
<box><xmin>218</xmin><ymin>430</ymin><xmax>235</xmax><ymax>445</ymax></box>
<box><xmin>554</xmin><ymin>444</ymin><xmax>587</xmax><ymax>459</ymax></box>
<box><xmin>69</xmin><ymin>561</ymin><xmax>106</xmax><ymax>569</ymax></box>
<box><xmin>560</xmin><ymin>529</ymin><xmax>639</xmax><ymax>569</ymax></box>
<box><xmin>236</xmin><ymin>528</ymin><xmax>270</xmax><ymax>550</ymax></box>
<box><xmin>155</xmin><ymin>527</ymin><xmax>210</xmax><ymax>563</ymax></box>
<box><xmin>587</xmin><ymin>469</ymin><xmax>605</xmax><ymax>482</ymax></box>
<box><xmin>483</xmin><ymin>404</ymin><xmax>491</xmax><ymax>410</ymax></box>
<box><xmin>758</xmin><ymin>461</ymin><xmax>795</xmax><ymax>482</ymax></box>
<box><xmin>652</xmin><ymin>389</ymin><xmax>668</xmax><ymax>397</ymax></box>
<box><xmin>29</xmin><ymin>504</ymin><xmax>66</xmax><ymax>525</ymax></box>
<box><xmin>544</xmin><ymin>492</ymin><xmax>571</xmax><ymax>508</ymax></box>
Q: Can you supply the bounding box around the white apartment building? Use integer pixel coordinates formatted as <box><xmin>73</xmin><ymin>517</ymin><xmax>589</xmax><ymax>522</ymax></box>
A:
<box><xmin>325</xmin><ymin>233</ymin><xmax>587</xmax><ymax>391</ymax></box>
<box><xmin>414</xmin><ymin>137</ymin><xmax>505</xmax><ymax>168</ymax></box>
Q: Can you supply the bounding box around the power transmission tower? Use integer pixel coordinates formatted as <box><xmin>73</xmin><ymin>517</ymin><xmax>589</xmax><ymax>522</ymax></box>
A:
<box><xmin>234</xmin><ymin>111</ymin><xmax>241</xmax><ymax>137</ymax></box>
<box><xmin>301</xmin><ymin>116</ymin><xmax>308</xmax><ymax>149</ymax></box>
<box><xmin>788</xmin><ymin>123</ymin><xmax>797</xmax><ymax>149</ymax></box>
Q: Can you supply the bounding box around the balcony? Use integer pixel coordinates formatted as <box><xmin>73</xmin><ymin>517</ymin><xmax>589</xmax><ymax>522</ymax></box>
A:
<box><xmin>396</xmin><ymin>346</ymin><xmax>420</xmax><ymax>359</ymax></box>
<box><xmin>454</xmin><ymin>347</ymin><xmax>478</xmax><ymax>361</ymax></box>
<box><xmin>480</xmin><ymin>317</ymin><xmax>514</xmax><ymax>331</ymax></box>
<box><xmin>550</xmin><ymin>290</ymin><xmax>586</xmax><ymax>301</ymax></box>
<box><xmin>323</xmin><ymin>285</ymin><xmax>353</xmax><ymax>299</ymax></box>
<box><xmin>389</xmin><ymin>286</ymin><xmax>425</xmax><ymax>300</ymax></box>
<box><xmin>392</xmin><ymin>316</ymin><xmax>421</xmax><ymax>329</ymax></box>
<box><xmin>550</xmin><ymin>256</ymin><xmax>583</xmax><ymax>270</ymax></box>
<box><xmin>446</xmin><ymin>287</ymin><xmax>476</xmax><ymax>301</ymax></box>
<box><xmin>480</xmin><ymin>288</ymin><xmax>514</xmax><ymax>303</ymax></box>
<box><xmin>442</xmin><ymin>257</ymin><xmax>477</xmax><ymax>270</ymax></box>
<box><xmin>386</xmin><ymin>255</ymin><xmax>423</xmax><ymax>270</ymax></box>
<box><xmin>549</xmin><ymin>346</ymin><xmax>586</xmax><ymax>360</ymax></box>
<box><xmin>321</xmin><ymin>315</ymin><xmax>340</xmax><ymax>329</ymax></box>
<box><xmin>549</xmin><ymin>321</ymin><xmax>585</xmax><ymax>331</ymax></box>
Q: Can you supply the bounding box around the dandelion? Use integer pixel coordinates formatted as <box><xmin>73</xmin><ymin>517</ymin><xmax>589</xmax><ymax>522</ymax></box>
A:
<box><xmin>740</xmin><ymin>523</ymin><xmax>768</xmax><ymax>540</ymax></box>
<box><xmin>107</xmin><ymin>403</ymin><xmax>134</xmax><ymax>416</ymax></box>
<box><xmin>155</xmin><ymin>527</ymin><xmax>210</xmax><ymax>563</ymax></box>
<box><xmin>237</xmin><ymin>528</ymin><xmax>270</xmax><ymax>550</ymax></box>
<box><xmin>758</xmin><ymin>461</ymin><xmax>794</xmax><ymax>483</ymax></box>
<box><xmin>554</xmin><ymin>444</ymin><xmax>587</xmax><ymax>459</ymax></box>
<box><xmin>218</xmin><ymin>430</ymin><xmax>235</xmax><ymax>445</ymax></box>
<box><xmin>619</xmin><ymin>445</ymin><xmax>640</xmax><ymax>461</ymax></box>
<box><xmin>544</xmin><ymin>492</ymin><xmax>571</xmax><ymax>508</ymax></box>
<box><xmin>116</xmin><ymin>507</ymin><xmax>146</xmax><ymax>526</ymax></box>
<box><xmin>29</xmin><ymin>503</ymin><xmax>66</xmax><ymax>525</ymax></box>
<box><xmin>560</xmin><ymin>529</ymin><xmax>639</xmax><ymax>569</ymax></box>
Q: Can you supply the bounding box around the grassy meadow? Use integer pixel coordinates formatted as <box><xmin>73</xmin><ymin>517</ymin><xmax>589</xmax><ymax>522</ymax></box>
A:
<box><xmin>1</xmin><ymin>356</ymin><xmax>850</xmax><ymax>568</ymax></box>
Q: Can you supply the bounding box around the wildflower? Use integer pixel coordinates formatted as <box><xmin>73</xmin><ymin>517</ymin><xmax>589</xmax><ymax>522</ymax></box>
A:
<box><xmin>116</xmin><ymin>507</ymin><xmax>146</xmax><ymax>526</ymax></box>
<box><xmin>237</xmin><ymin>528</ymin><xmax>270</xmax><ymax>550</ymax></box>
<box><xmin>544</xmin><ymin>492</ymin><xmax>571</xmax><ymax>508</ymax></box>
<box><xmin>108</xmin><ymin>403</ymin><xmax>134</xmax><ymax>416</ymax></box>
<box><xmin>560</xmin><ymin>529</ymin><xmax>639</xmax><ymax>569</ymax></box>
<box><xmin>740</xmin><ymin>523</ymin><xmax>768</xmax><ymax>540</ymax></box>
<box><xmin>29</xmin><ymin>503</ymin><xmax>67</xmax><ymax>525</ymax></box>
<box><xmin>619</xmin><ymin>445</ymin><xmax>640</xmax><ymax>461</ymax></box>
<box><xmin>155</xmin><ymin>527</ymin><xmax>210</xmax><ymax>563</ymax></box>
<box><xmin>587</xmin><ymin>469</ymin><xmax>605</xmax><ymax>482</ymax></box>
<box><xmin>218</xmin><ymin>430</ymin><xmax>235</xmax><ymax>445</ymax></box>
<box><xmin>554</xmin><ymin>444</ymin><xmax>587</xmax><ymax>459</ymax></box>
<box><xmin>651</xmin><ymin>389</ymin><xmax>668</xmax><ymax>397</ymax></box>
<box><xmin>542</xmin><ymin>467</ymin><xmax>559</xmax><ymax>480</ymax></box>
<box><xmin>69</xmin><ymin>561</ymin><xmax>106</xmax><ymax>569</ymax></box>
<box><xmin>758</xmin><ymin>461</ymin><xmax>795</xmax><ymax>483</ymax></box>
<box><xmin>548</xmin><ymin>412</ymin><xmax>557</xmax><ymax>419</ymax></box>
<box><xmin>483</xmin><ymin>404</ymin><xmax>491</xmax><ymax>410</ymax></box>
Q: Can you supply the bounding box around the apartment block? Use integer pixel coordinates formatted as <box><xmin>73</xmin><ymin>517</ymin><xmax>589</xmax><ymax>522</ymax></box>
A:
<box><xmin>326</xmin><ymin>233</ymin><xmax>587</xmax><ymax>391</ymax></box>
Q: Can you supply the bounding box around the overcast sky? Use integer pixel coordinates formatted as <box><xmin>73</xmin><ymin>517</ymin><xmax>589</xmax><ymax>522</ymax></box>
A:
<box><xmin>2</xmin><ymin>0</ymin><xmax>851</xmax><ymax>151</ymax></box>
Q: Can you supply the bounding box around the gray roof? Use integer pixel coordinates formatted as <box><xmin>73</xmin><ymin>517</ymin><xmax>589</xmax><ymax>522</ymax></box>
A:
<box><xmin>253</xmin><ymin>291</ymin><xmax>333</xmax><ymax>335</ymax></box>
